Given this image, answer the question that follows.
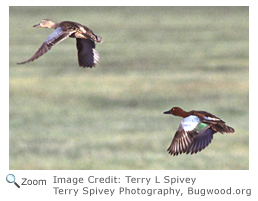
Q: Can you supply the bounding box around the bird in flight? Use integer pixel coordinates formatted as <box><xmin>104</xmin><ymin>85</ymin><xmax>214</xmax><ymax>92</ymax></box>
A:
<box><xmin>164</xmin><ymin>107</ymin><xmax>235</xmax><ymax>155</ymax></box>
<box><xmin>17</xmin><ymin>19</ymin><xmax>103</xmax><ymax>68</ymax></box>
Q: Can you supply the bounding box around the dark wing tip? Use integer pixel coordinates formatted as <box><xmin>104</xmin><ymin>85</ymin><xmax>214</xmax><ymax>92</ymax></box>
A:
<box><xmin>17</xmin><ymin>61</ymin><xmax>26</xmax><ymax>65</ymax></box>
<box><xmin>16</xmin><ymin>42</ymin><xmax>51</xmax><ymax>65</ymax></box>
<box><xmin>17</xmin><ymin>28</ymin><xmax>71</xmax><ymax>65</ymax></box>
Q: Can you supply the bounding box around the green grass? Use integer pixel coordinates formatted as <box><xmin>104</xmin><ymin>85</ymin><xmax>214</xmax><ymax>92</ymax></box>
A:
<box><xmin>9</xmin><ymin>6</ymin><xmax>249</xmax><ymax>170</ymax></box>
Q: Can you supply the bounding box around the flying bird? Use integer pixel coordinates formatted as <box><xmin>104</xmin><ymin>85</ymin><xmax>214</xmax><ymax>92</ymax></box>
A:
<box><xmin>17</xmin><ymin>19</ymin><xmax>103</xmax><ymax>68</ymax></box>
<box><xmin>163</xmin><ymin>107</ymin><xmax>235</xmax><ymax>156</ymax></box>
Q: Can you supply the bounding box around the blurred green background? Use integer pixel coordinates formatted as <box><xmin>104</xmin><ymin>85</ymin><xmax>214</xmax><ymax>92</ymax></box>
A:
<box><xmin>9</xmin><ymin>6</ymin><xmax>249</xmax><ymax>170</ymax></box>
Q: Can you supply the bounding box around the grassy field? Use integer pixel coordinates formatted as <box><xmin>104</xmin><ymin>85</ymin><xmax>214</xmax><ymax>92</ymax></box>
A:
<box><xmin>9</xmin><ymin>7</ymin><xmax>249</xmax><ymax>170</ymax></box>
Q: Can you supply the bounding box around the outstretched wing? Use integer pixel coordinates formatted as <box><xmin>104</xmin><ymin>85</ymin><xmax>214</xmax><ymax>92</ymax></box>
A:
<box><xmin>167</xmin><ymin>124</ymin><xmax>197</xmax><ymax>156</ymax></box>
<box><xmin>76</xmin><ymin>38</ymin><xmax>100</xmax><ymax>68</ymax></box>
<box><xmin>185</xmin><ymin>128</ymin><xmax>216</xmax><ymax>154</ymax></box>
<box><xmin>167</xmin><ymin>122</ymin><xmax>216</xmax><ymax>156</ymax></box>
<box><xmin>17</xmin><ymin>27</ymin><xmax>75</xmax><ymax>64</ymax></box>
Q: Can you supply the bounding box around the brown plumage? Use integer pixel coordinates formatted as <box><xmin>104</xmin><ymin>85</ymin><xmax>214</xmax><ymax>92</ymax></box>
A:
<box><xmin>17</xmin><ymin>19</ymin><xmax>103</xmax><ymax>68</ymax></box>
<box><xmin>164</xmin><ymin>107</ymin><xmax>235</xmax><ymax>156</ymax></box>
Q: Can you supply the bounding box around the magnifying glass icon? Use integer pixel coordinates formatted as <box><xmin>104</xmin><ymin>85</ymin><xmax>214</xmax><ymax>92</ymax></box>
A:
<box><xmin>6</xmin><ymin>174</ymin><xmax>20</xmax><ymax>188</ymax></box>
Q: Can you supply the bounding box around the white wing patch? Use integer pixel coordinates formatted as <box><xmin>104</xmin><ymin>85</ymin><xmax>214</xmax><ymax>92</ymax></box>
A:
<box><xmin>181</xmin><ymin>115</ymin><xmax>200</xmax><ymax>131</ymax></box>
<box><xmin>203</xmin><ymin>116</ymin><xmax>220</xmax><ymax>121</ymax></box>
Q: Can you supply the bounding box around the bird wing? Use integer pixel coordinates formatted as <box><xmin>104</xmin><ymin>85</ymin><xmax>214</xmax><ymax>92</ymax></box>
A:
<box><xmin>17</xmin><ymin>27</ymin><xmax>75</xmax><ymax>64</ymax></box>
<box><xmin>186</xmin><ymin>128</ymin><xmax>216</xmax><ymax>154</ymax></box>
<box><xmin>167</xmin><ymin>122</ymin><xmax>216</xmax><ymax>156</ymax></box>
<box><xmin>167</xmin><ymin>124</ymin><xmax>197</xmax><ymax>156</ymax></box>
<box><xmin>76</xmin><ymin>38</ymin><xmax>100</xmax><ymax>68</ymax></box>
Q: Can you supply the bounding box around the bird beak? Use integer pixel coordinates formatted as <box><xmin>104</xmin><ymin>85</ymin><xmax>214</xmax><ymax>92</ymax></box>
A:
<box><xmin>163</xmin><ymin>110</ymin><xmax>171</xmax><ymax>114</ymax></box>
<box><xmin>33</xmin><ymin>23</ymin><xmax>41</xmax><ymax>28</ymax></box>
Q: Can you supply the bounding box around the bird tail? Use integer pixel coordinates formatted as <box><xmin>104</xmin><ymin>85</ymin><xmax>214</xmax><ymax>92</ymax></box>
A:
<box><xmin>226</xmin><ymin>126</ymin><xmax>235</xmax><ymax>133</ymax></box>
<box><xmin>213</xmin><ymin>124</ymin><xmax>235</xmax><ymax>134</ymax></box>
<box><xmin>96</xmin><ymin>35</ymin><xmax>103</xmax><ymax>43</ymax></box>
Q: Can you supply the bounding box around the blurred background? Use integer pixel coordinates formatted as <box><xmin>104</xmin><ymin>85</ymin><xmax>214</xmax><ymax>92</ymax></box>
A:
<box><xmin>9</xmin><ymin>7</ymin><xmax>249</xmax><ymax>170</ymax></box>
